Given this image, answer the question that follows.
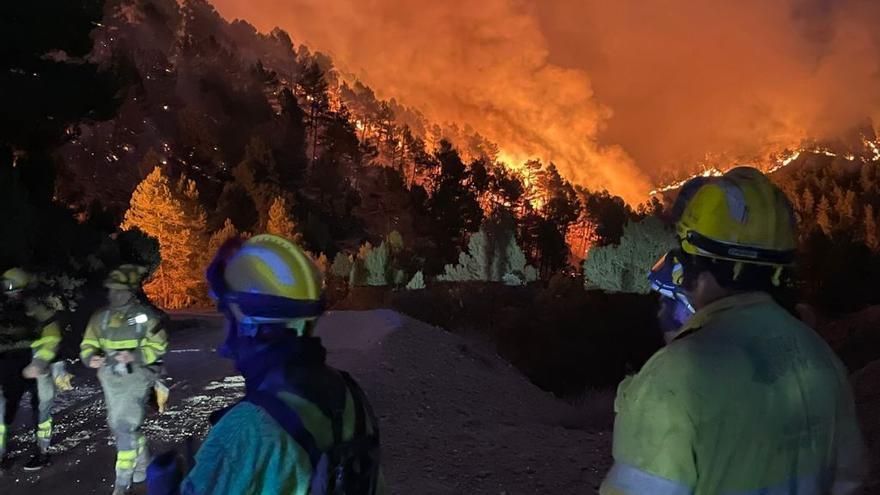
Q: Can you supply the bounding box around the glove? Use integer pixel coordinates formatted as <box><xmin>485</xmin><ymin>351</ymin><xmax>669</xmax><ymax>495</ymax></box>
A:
<box><xmin>52</xmin><ymin>361</ymin><xmax>74</xmax><ymax>391</ymax></box>
<box><xmin>154</xmin><ymin>380</ymin><xmax>170</xmax><ymax>413</ymax></box>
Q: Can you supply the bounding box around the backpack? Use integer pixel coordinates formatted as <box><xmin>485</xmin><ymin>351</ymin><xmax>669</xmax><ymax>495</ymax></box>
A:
<box><xmin>245</xmin><ymin>371</ymin><xmax>381</xmax><ymax>495</ymax></box>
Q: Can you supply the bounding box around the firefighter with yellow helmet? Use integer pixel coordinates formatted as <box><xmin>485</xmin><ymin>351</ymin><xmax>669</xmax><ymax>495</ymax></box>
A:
<box><xmin>147</xmin><ymin>234</ymin><xmax>383</xmax><ymax>494</ymax></box>
<box><xmin>0</xmin><ymin>268</ymin><xmax>63</xmax><ymax>471</ymax></box>
<box><xmin>80</xmin><ymin>264</ymin><xmax>167</xmax><ymax>495</ymax></box>
<box><xmin>601</xmin><ymin>167</ymin><xmax>866</xmax><ymax>494</ymax></box>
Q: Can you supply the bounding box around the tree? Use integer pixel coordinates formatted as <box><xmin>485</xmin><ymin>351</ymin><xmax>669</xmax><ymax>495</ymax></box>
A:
<box><xmin>296</xmin><ymin>59</ymin><xmax>330</xmax><ymax>163</ymax></box>
<box><xmin>801</xmin><ymin>188</ymin><xmax>816</xmax><ymax>215</ymax></box>
<box><xmin>266</xmin><ymin>196</ymin><xmax>302</xmax><ymax>243</ymax></box>
<box><xmin>427</xmin><ymin>141</ymin><xmax>484</xmax><ymax>263</ymax></box>
<box><xmin>405</xmin><ymin>271</ymin><xmax>426</xmax><ymax>290</ymax></box>
<box><xmin>578</xmin><ymin>188</ymin><xmax>633</xmax><ymax>246</ymax></box>
<box><xmin>1</xmin><ymin>1</ymin><xmax>120</xmax><ymax>268</ymax></box>
<box><xmin>816</xmin><ymin>195</ymin><xmax>833</xmax><ymax>236</ymax></box>
<box><xmin>208</xmin><ymin>218</ymin><xmax>239</xmax><ymax>254</ymax></box>
<box><xmin>860</xmin><ymin>163</ymin><xmax>876</xmax><ymax>194</ymax></box>
<box><xmin>865</xmin><ymin>204</ymin><xmax>880</xmax><ymax>252</ymax></box>
<box><xmin>122</xmin><ymin>167</ymin><xmax>209</xmax><ymax>308</ymax></box>
<box><xmin>330</xmin><ymin>252</ymin><xmax>354</xmax><ymax>279</ymax></box>
<box><xmin>217</xmin><ymin>136</ymin><xmax>284</xmax><ymax>232</ymax></box>
<box><xmin>583</xmin><ymin>217</ymin><xmax>678</xmax><ymax>294</ymax></box>
<box><xmin>438</xmin><ymin>213</ymin><xmax>537</xmax><ymax>283</ymax></box>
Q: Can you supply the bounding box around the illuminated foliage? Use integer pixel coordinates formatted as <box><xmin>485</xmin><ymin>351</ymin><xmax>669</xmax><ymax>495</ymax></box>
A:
<box><xmin>122</xmin><ymin>167</ymin><xmax>208</xmax><ymax>308</ymax></box>
<box><xmin>208</xmin><ymin>218</ymin><xmax>239</xmax><ymax>255</ymax></box>
<box><xmin>438</xmin><ymin>214</ymin><xmax>537</xmax><ymax>284</ymax></box>
<box><xmin>266</xmin><ymin>196</ymin><xmax>302</xmax><ymax>243</ymax></box>
<box><xmin>583</xmin><ymin>216</ymin><xmax>677</xmax><ymax>294</ymax></box>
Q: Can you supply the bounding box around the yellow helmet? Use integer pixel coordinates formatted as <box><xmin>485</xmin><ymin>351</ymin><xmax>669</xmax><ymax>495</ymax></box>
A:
<box><xmin>207</xmin><ymin>234</ymin><xmax>324</xmax><ymax>324</ymax></box>
<box><xmin>677</xmin><ymin>167</ymin><xmax>797</xmax><ymax>266</ymax></box>
<box><xmin>104</xmin><ymin>264</ymin><xmax>148</xmax><ymax>290</ymax></box>
<box><xmin>2</xmin><ymin>268</ymin><xmax>32</xmax><ymax>293</ymax></box>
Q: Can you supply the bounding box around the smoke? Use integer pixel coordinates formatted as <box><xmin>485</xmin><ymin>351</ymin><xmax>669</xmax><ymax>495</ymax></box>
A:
<box><xmin>211</xmin><ymin>0</ymin><xmax>880</xmax><ymax>202</ymax></box>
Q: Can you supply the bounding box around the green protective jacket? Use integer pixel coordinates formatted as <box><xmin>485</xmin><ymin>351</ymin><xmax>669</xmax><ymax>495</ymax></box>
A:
<box><xmin>601</xmin><ymin>292</ymin><xmax>866</xmax><ymax>495</ymax></box>
<box><xmin>181</xmin><ymin>385</ymin><xmax>385</xmax><ymax>495</ymax></box>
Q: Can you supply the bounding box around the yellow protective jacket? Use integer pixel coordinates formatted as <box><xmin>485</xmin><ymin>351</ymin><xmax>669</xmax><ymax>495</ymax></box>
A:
<box><xmin>0</xmin><ymin>299</ymin><xmax>61</xmax><ymax>364</ymax></box>
<box><xmin>601</xmin><ymin>292</ymin><xmax>866</xmax><ymax>495</ymax></box>
<box><xmin>79</xmin><ymin>303</ymin><xmax>167</xmax><ymax>365</ymax></box>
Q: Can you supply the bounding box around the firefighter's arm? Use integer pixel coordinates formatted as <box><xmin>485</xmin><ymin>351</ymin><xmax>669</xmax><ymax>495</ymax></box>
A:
<box><xmin>600</xmin><ymin>351</ymin><xmax>697</xmax><ymax>495</ymax></box>
<box><xmin>29</xmin><ymin>304</ymin><xmax>62</xmax><ymax>367</ymax></box>
<box><xmin>80</xmin><ymin>313</ymin><xmax>103</xmax><ymax>365</ymax></box>
<box><xmin>138</xmin><ymin>313</ymin><xmax>168</xmax><ymax>365</ymax></box>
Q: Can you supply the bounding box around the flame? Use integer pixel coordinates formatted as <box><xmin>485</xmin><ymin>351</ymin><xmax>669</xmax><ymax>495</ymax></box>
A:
<box><xmin>649</xmin><ymin>167</ymin><xmax>724</xmax><ymax>196</ymax></box>
<box><xmin>651</xmin><ymin>139</ymin><xmax>880</xmax><ymax>195</ymax></box>
<box><xmin>211</xmin><ymin>0</ymin><xmax>880</xmax><ymax>205</ymax></box>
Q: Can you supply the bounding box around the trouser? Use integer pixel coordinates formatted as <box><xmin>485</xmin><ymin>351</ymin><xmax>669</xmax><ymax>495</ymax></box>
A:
<box><xmin>0</xmin><ymin>349</ymin><xmax>55</xmax><ymax>456</ymax></box>
<box><xmin>98</xmin><ymin>364</ymin><xmax>157</xmax><ymax>488</ymax></box>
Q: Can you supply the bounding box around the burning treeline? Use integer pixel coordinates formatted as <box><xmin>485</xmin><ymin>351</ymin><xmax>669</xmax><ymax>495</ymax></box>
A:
<box><xmin>44</xmin><ymin>0</ymin><xmax>880</xmax><ymax>313</ymax></box>
<box><xmin>56</xmin><ymin>0</ymin><xmax>637</xmax><ymax>301</ymax></box>
<box><xmin>214</xmin><ymin>0</ymin><xmax>880</xmax><ymax>202</ymax></box>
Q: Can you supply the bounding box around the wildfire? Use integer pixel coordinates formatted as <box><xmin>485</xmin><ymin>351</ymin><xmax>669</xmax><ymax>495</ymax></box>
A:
<box><xmin>648</xmin><ymin>167</ymin><xmax>724</xmax><ymax>196</ymax></box>
<box><xmin>650</xmin><ymin>138</ymin><xmax>880</xmax><ymax>197</ymax></box>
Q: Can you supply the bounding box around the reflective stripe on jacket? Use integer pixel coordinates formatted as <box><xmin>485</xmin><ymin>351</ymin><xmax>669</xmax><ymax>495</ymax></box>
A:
<box><xmin>601</xmin><ymin>292</ymin><xmax>866</xmax><ymax>495</ymax></box>
<box><xmin>79</xmin><ymin>304</ymin><xmax>167</xmax><ymax>365</ymax></box>
<box><xmin>29</xmin><ymin>301</ymin><xmax>61</xmax><ymax>363</ymax></box>
<box><xmin>0</xmin><ymin>300</ymin><xmax>60</xmax><ymax>361</ymax></box>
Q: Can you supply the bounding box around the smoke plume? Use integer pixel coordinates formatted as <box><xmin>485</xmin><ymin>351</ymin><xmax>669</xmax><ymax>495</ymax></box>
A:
<box><xmin>212</xmin><ymin>0</ymin><xmax>880</xmax><ymax>202</ymax></box>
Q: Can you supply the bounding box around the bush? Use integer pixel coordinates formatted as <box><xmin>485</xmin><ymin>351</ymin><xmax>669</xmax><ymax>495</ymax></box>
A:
<box><xmin>438</xmin><ymin>217</ymin><xmax>537</xmax><ymax>284</ymax></box>
<box><xmin>583</xmin><ymin>216</ymin><xmax>677</xmax><ymax>294</ymax></box>
<box><xmin>330</xmin><ymin>252</ymin><xmax>354</xmax><ymax>279</ymax></box>
<box><xmin>405</xmin><ymin>271</ymin><xmax>426</xmax><ymax>290</ymax></box>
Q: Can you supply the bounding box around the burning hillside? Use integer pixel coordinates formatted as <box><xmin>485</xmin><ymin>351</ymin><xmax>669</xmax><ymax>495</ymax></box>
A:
<box><xmin>212</xmin><ymin>0</ymin><xmax>880</xmax><ymax>203</ymax></box>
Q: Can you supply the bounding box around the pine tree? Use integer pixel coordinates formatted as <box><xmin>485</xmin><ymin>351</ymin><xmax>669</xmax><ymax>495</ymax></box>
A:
<box><xmin>266</xmin><ymin>196</ymin><xmax>302</xmax><ymax>243</ymax></box>
<box><xmin>865</xmin><ymin>204</ymin><xmax>880</xmax><ymax>252</ymax></box>
<box><xmin>208</xmin><ymin>218</ymin><xmax>239</xmax><ymax>255</ymax></box>
<box><xmin>860</xmin><ymin>164</ymin><xmax>876</xmax><ymax>194</ymax></box>
<box><xmin>582</xmin><ymin>217</ymin><xmax>678</xmax><ymax>294</ymax></box>
<box><xmin>122</xmin><ymin>167</ymin><xmax>209</xmax><ymax>309</ymax></box>
<box><xmin>839</xmin><ymin>190</ymin><xmax>857</xmax><ymax>227</ymax></box>
<box><xmin>815</xmin><ymin>196</ymin><xmax>833</xmax><ymax>236</ymax></box>
<box><xmin>801</xmin><ymin>188</ymin><xmax>815</xmax><ymax>214</ymax></box>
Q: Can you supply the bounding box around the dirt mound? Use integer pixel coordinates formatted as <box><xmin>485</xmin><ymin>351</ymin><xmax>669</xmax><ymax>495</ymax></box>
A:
<box><xmin>315</xmin><ymin>310</ymin><xmax>613</xmax><ymax>494</ymax></box>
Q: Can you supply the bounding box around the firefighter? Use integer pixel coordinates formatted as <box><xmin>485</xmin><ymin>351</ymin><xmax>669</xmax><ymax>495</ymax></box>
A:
<box><xmin>0</xmin><ymin>268</ymin><xmax>61</xmax><ymax>471</ymax></box>
<box><xmin>601</xmin><ymin>167</ymin><xmax>866</xmax><ymax>494</ymax></box>
<box><xmin>80</xmin><ymin>265</ymin><xmax>167</xmax><ymax>495</ymax></box>
<box><xmin>147</xmin><ymin>234</ymin><xmax>383</xmax><ymax>495</ymax></box>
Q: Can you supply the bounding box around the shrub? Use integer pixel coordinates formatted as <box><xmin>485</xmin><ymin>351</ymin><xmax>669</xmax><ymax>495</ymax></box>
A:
<box><xmin>583</xmin><ymin>216</ymin><xmax>677</xmax><ymax>294</ymax></box>
<box><xmin>438</xmin><ymin>216</ymin><xmax>537</xmax><ymax>283</ymax></box>
<box><xmin>405</xmin><ymin>271</ymin><xmax>426</xmax><ymax>290</ymax></box>
<box><xmin>330</xmin><ymin>252</ymin><xmax>354</xmax><ymax>279</ymax></box>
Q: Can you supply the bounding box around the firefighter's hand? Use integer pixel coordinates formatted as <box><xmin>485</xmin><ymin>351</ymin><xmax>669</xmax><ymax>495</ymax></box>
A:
<box><xmin>114</xmin><ymin>351</ymin><xmax>135</xmax><ymax>364</ymax></box>
<box><xmin>89</xmin><ymin>356</ymin><xmax>107</xmax><ymax>368</ymax></box>
<box><xmin>22</xmin><ymin>364</ymin><xmax>43</xmax><ymax>379</ymax></box>
<box><xmin>54</xmin><ymin>371</ymin><xmax>74</xmax><ymax>391</ymax></box>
